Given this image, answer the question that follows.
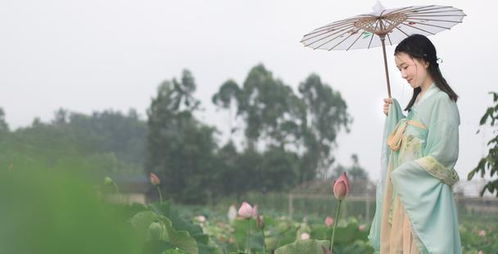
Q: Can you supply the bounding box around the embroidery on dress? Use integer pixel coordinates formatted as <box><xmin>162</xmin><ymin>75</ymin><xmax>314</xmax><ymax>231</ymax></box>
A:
<box><xmin>415</xmin><ymin>156</ymin><xmax>460</xmax><ymax>186</ymax></box>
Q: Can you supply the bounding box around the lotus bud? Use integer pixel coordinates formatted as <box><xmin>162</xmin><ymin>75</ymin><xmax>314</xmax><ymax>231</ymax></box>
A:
<box><xmin>194</xmin><ymin>215</ymin><xmax>206</xmax><ymax>223</ymax></box>
<box><xmin>332</xmin><ymin>172</ymin><xmax>350</xmax><ymax>200</ymax></box>
<box><xmin>238</xmin><ymin>202</ymin><xmax>254</xmax><ymax>218</ymax></box>
<box><xmin>148</xmin><ymin>222</ymin><xmax>163</xmax><ymax>240</ymax></box>
<box><xmin>149</xmin><ymin>172</ymin><xmax>160</xmax><ymax>186</ymax></box>
<box><xmin>105</xmin><ymin>176</ymin><xmax>115</xmax><ymax>185</ymax></box>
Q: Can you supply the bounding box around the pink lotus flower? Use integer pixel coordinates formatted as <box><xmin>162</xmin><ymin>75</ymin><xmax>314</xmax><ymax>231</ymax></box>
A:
<box><xmin>238</xmin><ymin>202</ymin><xmax>257</xmax><ymax>218</ymax></box>
<box><xmin>358</xmin><ymin>224</ymin><xmax>366</xmax><ymax>231</ymax></box>
<box><xmin>332</xmin><ymin>172</ymin><xmax>350</xmax><ymax>200</ymax></box>
<box><xmin>478</xmin><ymin>230</ymin><xmax>486</xmax><ymax>236</ymax></box>
<box><xmin>149</xmin><ymin>172</ymin><xmax>160</xmax><ymax>185</ymax></box>
<box><xmin>324</xmin><ymin>216</ymin><xmax>334</xmax><ymax>227</ymax></box>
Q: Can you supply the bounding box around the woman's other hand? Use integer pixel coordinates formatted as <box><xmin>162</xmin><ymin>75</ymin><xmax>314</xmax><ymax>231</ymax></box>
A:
<box><xmin>383</xmin><ymin>98</ymin><xmax>392</xmax><ymax>116</ymax></box>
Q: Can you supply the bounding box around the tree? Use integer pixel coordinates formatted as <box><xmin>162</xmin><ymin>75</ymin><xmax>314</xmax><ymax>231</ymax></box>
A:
<box><xmin>298</xmin><ymin>74</ymin><xmax>353</xmax><ymax>179</ymax></box>
<box><xmin>67</xmin><ymin>109</ymin><xmax>147</xmax><ymax>168</ymax></box>
<box><xmin>146</xmin><ymin>70</ymin><xmax>218</xmax><ymax>203</ymax></box>
<box><xmin>212</xmin><ymin>80</ymin><xmax>242</xmax><ymax>138</ymax></box>
<box><xmin>0</xmin><ymin>108</ymin><xmax>9</xmax><ymax>133</ymax></box>
<box><xmin>348</xmin><ymin>154</ymin><xmax>369</xmax><ymax>181</ymax></box>
<box><xmin>212</xmin><ymin>64</ymin><xmax>304</xmax><ymax>149</ymax></box>
<box><xmin>468</xmin><ymin>92</ymin><xmax>498</xmax><ymax>197</ymax></box>
<box><xmin>52</xmin><ymin>108</ymin><xmax>69</xmax><ymax>125</ymax></box>
<box><xmin>212</xmin><ymin>65</ymin><xmax>352</xmax><ymax>189</ymax></box>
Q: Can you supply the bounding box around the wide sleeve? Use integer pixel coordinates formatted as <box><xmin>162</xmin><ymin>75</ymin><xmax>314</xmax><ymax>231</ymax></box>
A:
<box><xmin>414</xmin><ymin>95</ymin><xmax>460</xmax><ymax>186</ymax></box>
<box><xmin>380</xmin><ymin>99</ymin><xmax>405</xmax><ymax>183</ymax></box>
<box><xmin>368</xmin><ymin>98</ymin><xmax>404</xmax><ymax>251</ymax></box>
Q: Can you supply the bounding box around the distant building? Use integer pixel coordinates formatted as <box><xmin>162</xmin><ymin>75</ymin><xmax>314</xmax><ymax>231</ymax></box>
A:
<box><xmin>104</xmin><ymin>174</ymin><xmax>149</xmax><ymax>205</ymax></box>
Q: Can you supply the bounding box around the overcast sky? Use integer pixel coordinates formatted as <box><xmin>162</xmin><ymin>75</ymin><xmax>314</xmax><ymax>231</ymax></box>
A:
<box><xmin>1</xmin><ymin>0</ymin><xmax>496</xmax><ymax>183</ymax></box>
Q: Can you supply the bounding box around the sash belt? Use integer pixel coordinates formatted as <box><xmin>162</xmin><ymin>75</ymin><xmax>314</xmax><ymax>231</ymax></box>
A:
<box><xmin>387</xmin><ymin>120</ymin><xmax>426</xmax><ymax>151</ymax></box>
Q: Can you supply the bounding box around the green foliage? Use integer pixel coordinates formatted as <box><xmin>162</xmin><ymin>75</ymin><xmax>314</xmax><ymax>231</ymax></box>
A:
<box><xmin>460</xmin><ymin>219</ymin><xmax>498</xmax><ymax>253</ymax></box>
<box><xmin>468</xmin><ymin>91</ymin><xmax>498</xmax><ymax>197</ymax></box>
<box><xmin>0</xmin><ymin>127</ymin><xmax>118</xmax><ymax>176</ymax></box>
<box><xmin>0</xmin><ymin>170</ymin><xmax>140</xmax><ymax>254</ymax></box>
<box><xmin>118</xmin><ymin>200</ymin><xmax>219</xmax><ymax>254</ymax></box>
<box><xmin>0</xmin><ymin>108</ymin><xmax>146</xmax><ymax>178</ymax></box>
<box><xmin>67</xmin><ymin>109</ymin><xmax>147</xmax><ymax>168</ymax></box>
<box><xmin>232</xmin><ymin>218</ymin><xmax>266</xmax><ymax>253</ymax></box>
<box><xmin>150</xmin><ymin>202</ymin><xmax>497</xmax><ymax>254</ymax></box>
<box><xmin>263</xmin><ymin>217</ymin><xmax>297</xmax><ymax>250</ymax></box>
<box><xmin>130</xmin><ymin>211</ymin><xmax>199</xmax><ymax>254</ymax></box>
<box><xmin>274</xmin><ymin>239</ymin><xmax>330</xmax><ymax>254</ymax></box>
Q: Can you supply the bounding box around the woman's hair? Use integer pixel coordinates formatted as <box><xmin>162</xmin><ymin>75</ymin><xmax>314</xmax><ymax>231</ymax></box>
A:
<box><xmin>394</xmin><ymin>34</ymin><xmax>458</xmax><ymax>111</ymax></box>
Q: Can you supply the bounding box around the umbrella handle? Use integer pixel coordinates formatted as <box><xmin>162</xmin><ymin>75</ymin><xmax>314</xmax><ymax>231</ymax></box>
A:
<box><xmin>380</xmin><ymin>35</ymin><xmax>392</xmax><ymax>98</ymax></box>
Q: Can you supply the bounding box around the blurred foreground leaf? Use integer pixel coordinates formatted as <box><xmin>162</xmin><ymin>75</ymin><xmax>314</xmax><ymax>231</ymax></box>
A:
<box><xmin>0</xmin><ymin>169</ymin><xmax>140</xmax><ymax>254</ymax></box>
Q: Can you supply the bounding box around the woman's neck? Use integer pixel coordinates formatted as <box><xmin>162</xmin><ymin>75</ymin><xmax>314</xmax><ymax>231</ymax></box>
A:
<box><xmin>415</xmin><ymin>78</ymin><xmax>434</xmax><ymax>103</ymax></box>
<box><xmin>420</xmin><ymin>78</ymin><xmax>434</xmax><ymax>94</ymax></box>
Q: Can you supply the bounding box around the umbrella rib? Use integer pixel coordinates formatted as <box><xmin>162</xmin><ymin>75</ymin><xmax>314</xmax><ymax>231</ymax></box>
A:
<box><xmin>395</xmin><ymin>6</ymin><xmax>462</xmax><ymax>16</ymax></box>
<box><xmin>309</xmin><ymin>16</ymin><xmax>362</xmax><ymax>32</ymax></box>
<box><xmin>410</xmin><ymin>5</ymin><xmax>455</xmax><ymax>12</ymax></box>
<box><xmin>400</xmin><ymin>22</ymin><xmax>436</xmax><ymax>34</ymax></box>
<box><xmin>313</xmin><ymin>32</ymin><xmax>349</xmax><ymax>49</ymax></box>
<box><xmin>310</xmin><ymin>25</ymin><xmax>357</xmax><ymax>49</ymax></box>
<box><xmin>407</xmin><ymin>14</ymin><xmax>466</xmax><ymax>17</ymax></box>
<box><xmin>406</xmin><ymin>17</ymin><xmax>462</xmax><ymax>23</ymax></box>
<box><xmin>304</xmin><ymin>24</ymin><xmax>356</xmax><ymax>47</ymax></box>
<box><xmin>367</xmin><ymin>21</ymin><xmax>380</xmax><ymax>49</ymax></box>
<box><xmin>393</xmin><ymin>25</ymin><xmax>410</xmax><ymax>37</ymax></box>
<box><xmin>382</xmin><ymin>6</ymin><xmax>459</xmax><ymax>21</ymax></box>
<box><xmin>346</xmin><ymin>32</ymin><xmax>365</xmax><ymax>51</ymax></box>
<box><xmin>404</xmin><ymin>21</ymin><xmax>452</xmax><ymax>29</ymax></box>
<box><xmin>303</xmin><ymin>21</ymin><xmax>358</xmax><ymax>39</ymax></box>
<box><xmin>381</xmin><ymin>19</ymin><xmax>395</xmax><ymax>45</ymax></box>
<box><xmin>384</xmin><ymin>5</ymin><xmax>423</xmax><ymax>16</ymax></box>
<box><xmin>412</xmin><ymin>10</ymin><xmax>464</xmax><ymax>15</ymax></box>
<box><xmin>328</xmin><ymin>29</ymin><xmax>359</xmax><ymax>50</ymax></box>
<box><xmin>387</xmin><ymin>32</ymin><xmax>393</xmax><ymax>46</ymax></box>
<box><xmin>390</xmin><ymin>5</ymin><xmax>439</xmax><ymax>15</ymax></box>
<box><xmin>302</xmin><ymin>22</ymin><xmax>358</xmax><ymax>41</ymax></box>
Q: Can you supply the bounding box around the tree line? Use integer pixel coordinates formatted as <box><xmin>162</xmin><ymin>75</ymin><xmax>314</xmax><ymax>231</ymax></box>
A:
<box><xmin>1</xmin><ymin>64</ymin><xmax>375</xmax><ymax>203</ymax></box>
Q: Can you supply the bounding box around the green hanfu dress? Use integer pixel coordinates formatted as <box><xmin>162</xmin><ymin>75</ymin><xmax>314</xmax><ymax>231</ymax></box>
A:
<box><xmin>368</xmin><ymin>84</ymin><xmax>462</xmax><ymax>254</ymax></box>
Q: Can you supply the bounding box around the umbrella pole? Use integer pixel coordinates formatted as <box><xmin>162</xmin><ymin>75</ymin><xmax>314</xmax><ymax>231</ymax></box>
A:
<box><xmin>379</xmin><ymin>35</ymin><xmax>392</xmax><ymax>98</ymax></box>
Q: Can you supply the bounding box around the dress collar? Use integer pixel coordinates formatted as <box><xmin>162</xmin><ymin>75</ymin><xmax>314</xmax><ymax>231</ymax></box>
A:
<box><xmin>414</xmin><ymin>83</ymin><xmax>438</xmax><ymax>107</ymax></box>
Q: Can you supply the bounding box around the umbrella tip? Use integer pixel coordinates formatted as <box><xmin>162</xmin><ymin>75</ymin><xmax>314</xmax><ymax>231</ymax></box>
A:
<box><xmin>373</xmin><ymin>1</ymin><xmax>385</xmax><ymax>14</ymax></box>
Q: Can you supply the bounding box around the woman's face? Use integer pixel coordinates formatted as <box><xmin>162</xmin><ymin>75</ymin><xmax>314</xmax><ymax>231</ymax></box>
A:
<box><xmin>394</xmin><ymin>52</ymin><xmax>430</xmax><ymax>89</ymax></box>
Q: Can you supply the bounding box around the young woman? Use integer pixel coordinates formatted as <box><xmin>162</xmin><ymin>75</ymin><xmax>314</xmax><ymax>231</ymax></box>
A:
<box><xmin>368</xmin><ymin>34</ymin><xmax>462</xmax><ymax>253</ymax></box>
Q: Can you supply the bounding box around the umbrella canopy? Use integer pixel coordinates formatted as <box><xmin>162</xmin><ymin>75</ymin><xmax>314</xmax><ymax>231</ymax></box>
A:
<box><xmin>300</xmin><ymin>2</ymin><xmax>465</xmax><ymax>97</ymax></box>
